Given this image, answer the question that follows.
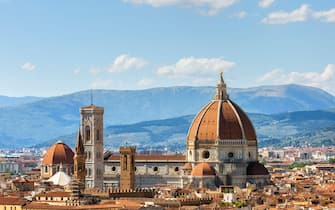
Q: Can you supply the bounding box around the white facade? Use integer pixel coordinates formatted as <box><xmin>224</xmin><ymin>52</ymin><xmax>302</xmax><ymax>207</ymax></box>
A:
<box><xmin>81</xmin><ymin>105</ymin><xmax>104</xmax><ymax>189</ymax></box>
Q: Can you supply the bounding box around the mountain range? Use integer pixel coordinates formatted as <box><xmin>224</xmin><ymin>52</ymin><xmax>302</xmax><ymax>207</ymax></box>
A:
<box><xmin>37</xmin><ymin>109</ymin><xmax>335</xmax><ymax>151</ymax></box>
<box><xmin>0</xmin><ymin>84</ymin><xmax>335</xmax><ymax>148</ymax></box>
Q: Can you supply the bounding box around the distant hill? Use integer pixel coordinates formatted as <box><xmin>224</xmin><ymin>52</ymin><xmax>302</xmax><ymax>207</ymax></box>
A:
<box><xmin>1</xmin><ymin>84</ymin><xmax>335</xmax><ymax>148</ymax></box>
<box><xmin>0</xmin><ymin>96</ymin><xmax>43</xmax><ymax>108</ymax></box>
<box><xmin>39</xmin><ymin>109</ymin><xmax>335</xmax><ymax>150</ymax></box>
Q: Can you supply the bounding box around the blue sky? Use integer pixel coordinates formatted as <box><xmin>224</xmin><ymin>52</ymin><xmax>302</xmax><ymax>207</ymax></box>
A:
<box><xmin>0</xmin><ymin>0</ymin><xmax>334</xmax><ymax>96</ymax></box>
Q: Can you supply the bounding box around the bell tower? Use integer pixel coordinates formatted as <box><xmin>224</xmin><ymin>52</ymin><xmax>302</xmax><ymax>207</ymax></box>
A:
<box><xmin>80</xmin><ymin>104</ymin><xmax>104</xmax><ymax>189</ymax></box>
<box><xmin>119</xmin><ymin>146</ymin><xmax>136</xmax><ymax>190</ymax></box>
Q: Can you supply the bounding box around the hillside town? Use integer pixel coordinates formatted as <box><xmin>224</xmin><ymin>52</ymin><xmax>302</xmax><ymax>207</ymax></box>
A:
<box><xmin>1</xmin><ymin>146</ymin><xmax>335</xmax><ymax>209</ymax></box>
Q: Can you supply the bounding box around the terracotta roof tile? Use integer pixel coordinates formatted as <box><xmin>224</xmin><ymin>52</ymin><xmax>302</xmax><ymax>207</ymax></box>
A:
<box><xmin>187</xmin><ymin>99</ymin><xmax>257</xmax><ymax>143</ymax></box>
<box><xmin>42</xmin><ymin>141</ymin><xmax>74</xmax><ymax>165</ymax></box>
<box><xmin>0</xmin><ymin>197</ymin><xmax>28</xmax><ymax>205</ymax></box>
<box><xmin>191</xmin><ymin>162</ymin><xmax>216</xmax><ymax>176</ymax></box>
<box><xmin>247</xmin><ymin>162</ymin><xmax>269</xmax><ymax>176</ymax></box>
<box><xmin>37</xmin><ymin>191</ymin><xmax>71</xmax><ymax>197</ymax></box>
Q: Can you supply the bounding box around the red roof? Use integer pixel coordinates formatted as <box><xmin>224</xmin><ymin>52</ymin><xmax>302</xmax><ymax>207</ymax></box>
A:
<box><xmin>42</xmin><ymin>141</ymin><xmax>74</xmax><ymax>165</ymax></box>
<box><xmin>0</xmin><ymin>197</ymin><xmax>28</xmax><ymax>205</ymax></box>
<box><xmin>247</xmin><ymin>162</ymin><xmax>269</xmax><ymax>176</ymax></box>
<box><xmin>191</xmin><ymin>162</ymin><xmax>216</xmax><ymax>176</ymax></box>
<box><xmin>187</xmin><ymin>100</ymin><xmax>257</xmax><ymax>143</ymax></box>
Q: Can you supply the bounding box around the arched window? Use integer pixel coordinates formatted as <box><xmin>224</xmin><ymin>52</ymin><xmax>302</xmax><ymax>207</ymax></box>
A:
<box><xmin>44</xmin><ymin>166</ymin><xmax>48</xmax><ymax>173</ymax></box>
<box><xmin>85</xmin><ymin>126</ymin><xmax>91</xmax><ymax>142</ymax></box>
<box><xmin>153</xmin><ymin>166</ymin><xmax>158</xmax><ymax>172</ymax></box>
<box><xmin>86</xmin><ymin>151</ymin><xmax>91</xmax><ymax>160</ymax></box>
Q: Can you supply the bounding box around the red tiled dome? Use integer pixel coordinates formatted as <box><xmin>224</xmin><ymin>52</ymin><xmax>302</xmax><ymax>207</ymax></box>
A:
<box><xmin>187</xmin><ymin>74</ymin><xmax>256</xmax><ymax>144</ymax></box>
<box><xmin>191</xmin><ymin>162</ymin><xmax>216</xmax><ymax>176</ymax></box>
<box><xmin>42</xmin><ymin>141</ymin><xmax>74</xmax><ymax>165</ymax></box>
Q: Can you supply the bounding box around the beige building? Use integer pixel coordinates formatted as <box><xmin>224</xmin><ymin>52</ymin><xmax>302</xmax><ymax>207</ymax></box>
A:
<box><xmin>0</xmin><ymin>197</ymin><xmax>28</xmax><ymax>210</ymax></box>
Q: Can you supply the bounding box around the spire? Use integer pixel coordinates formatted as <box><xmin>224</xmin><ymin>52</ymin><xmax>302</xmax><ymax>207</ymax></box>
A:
<box><xmin>214</xmin><ymin>71</ymin><xmax>229</xmax><ymax>100</ymax></box>
<box><xmin>75</xmin><ymin>128</ymin><xmax>85</xmax><ymax>155</ymax></box>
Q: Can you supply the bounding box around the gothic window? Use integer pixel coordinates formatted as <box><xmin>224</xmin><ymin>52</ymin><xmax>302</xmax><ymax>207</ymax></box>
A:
<box><xmin>85</xmin><ymin>126</ymin><xmax>91</xmax><ymax>142</ymax></box>
<box><xmin>248</xmin><ymin>152</ymin><xmax>251</xmax><ymax>159</ymax></box>
<box><xmin>44</xmin><ymin>166</ymin><xmax>48</xmax><ymax>173</ymax></box>
<box><xmin>87</xmin><ymin>168</ymin><xmax>91</xmax><ymax>177</ymax></box>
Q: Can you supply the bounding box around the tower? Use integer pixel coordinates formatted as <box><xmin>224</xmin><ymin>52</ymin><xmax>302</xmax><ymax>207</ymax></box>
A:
<box><xmin>80</xmin><ymin>104</ymin><xmax>104</xmax><ymax>189</ymax></box>
<box><xmin>73</xmin><ymin>128</ymin><xmax>86</xmax><ymax>192</ymax></box>
<box><xmin>119</xmin><ymin>146</ymin><xmax>136</xmax><ymax>190</ymax></box>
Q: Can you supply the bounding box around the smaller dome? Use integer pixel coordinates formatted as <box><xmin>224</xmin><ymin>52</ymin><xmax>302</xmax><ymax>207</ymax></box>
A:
<box><xmin>42</xmin><ymin>141</ymin><xmax>74</xmax><ymax>165</ymax></box>
<box><xmin>191</xmin><ymin>162</ymin><xmax>216</xmax><ymax>176</ymax></box>
<box><xmin>183</xmin><ymin>163</ymin><xmax>192</xmax><ymax>170</ymax></box>
<box><xmin>247</xmin><ymin>162</ymin><xmax>269</xmax><ymax>176</ymax></box>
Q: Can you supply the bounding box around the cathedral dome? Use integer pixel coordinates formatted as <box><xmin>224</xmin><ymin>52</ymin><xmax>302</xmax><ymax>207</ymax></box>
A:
<box><xmin>187</xmin><ymin>73</ymin><xmax>256</xmax><ymax>144</ymax></box>
<box><xmin>42</xmin><ymin>141</ymin><xmax>74</xmax><ymax>165</ymax></box>
<box><xmin>191</xmin><ymin>162</ymin><xmax>216</xmax><ymax>176</ymax></box>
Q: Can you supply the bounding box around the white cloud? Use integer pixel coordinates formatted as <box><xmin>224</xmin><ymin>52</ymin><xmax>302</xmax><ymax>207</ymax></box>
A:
<box><xmin>314</xmin><ymin>8</ymin><xmax>335</xmax><ymax>22</ymax></box>
<box><xmin>258</xmin><ymin>0</ymin><xmax>274</xmax><ymax>8</ymax></box>
<box><xmin>157</xmin><ymin>57</ymin><xmax>235</xmax><ymax>85</ymax></box>
<box><xmin>122</xmin><ymin>0</ymin><xmax>237</xmax><ymax>16</ymax></box>
<box><xmin>21</xmin><ymin>62</ymin><xmax>36</xmax><ymax>71</ymax></box>
<box><xmin>262</xmin><ymin>5</ymin><xmax>335</xmax><ymax>24</ymax></box>
<box><xmin>258</xmin><ymin>64</ymin><xmax>335</xmax><ymax>94</ymax></box>
<box><xmin>230</xmin><ymin>11</ymin><xmax>248</xmax><ymax>19</ymax></box>
<box><xmin>108</xmin><ymin>54</ymin><xmax>147</xmax><ymax>73</ymax></box>
<box><xmin>137</xmin><ymin>78</ymin><xmax>154</xmax><ymax>87</ymax></box>
<box><xmin>262</xmin><ymin>4</ymin><xmax>311</xmax><ymax>24</ymax></box>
